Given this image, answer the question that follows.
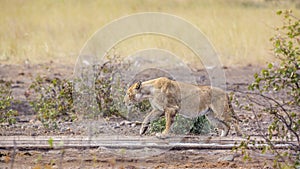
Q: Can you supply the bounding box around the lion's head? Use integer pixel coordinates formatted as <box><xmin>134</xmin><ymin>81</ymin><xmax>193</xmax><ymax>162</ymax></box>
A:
<box><xmin>124</xmin><ymin>81</ymin><xmax>142</xmax><ymax>107</ymax></box>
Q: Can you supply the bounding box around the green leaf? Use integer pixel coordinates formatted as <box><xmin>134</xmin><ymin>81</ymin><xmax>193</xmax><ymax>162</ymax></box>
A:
<box><xmin>48</xmin><ymin>137</ymin><xmax>54</xmax><ymax>148</ymax></box>
<box><xmin>261</xmin><ymin>69</ymin><xmax>269</xmax><ymax>76</ymax></box>
<box><xmin>254</xmin><ymin>73</ymin><xmax>258</xmax><ymax>78</ymax></box>
<box><xmin>262</xmin><ymin>145</ymin><xmax>267</xmax><ymax>154</ymax></box>
<box><xmin>276</xmin><ymin>10</ymin><xmax>282</xmax><ymax>15</ymax></box>
<box><xmin>268</xmin><ymin>63</ymin><xmax>273</xmax><ymax>69</ymax></box>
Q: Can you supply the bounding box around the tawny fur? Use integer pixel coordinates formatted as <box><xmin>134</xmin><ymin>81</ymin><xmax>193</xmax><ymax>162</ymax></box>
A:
<box><xmin>124</xmin><ymin>77</ymin><xmax>241</xmax><ymax>138</ymax></box>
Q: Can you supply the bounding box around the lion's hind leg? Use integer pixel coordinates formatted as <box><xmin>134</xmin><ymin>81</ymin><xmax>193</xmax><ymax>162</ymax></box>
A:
<box><xmin>232</xmin><ymin>119</ymin><xmax>243</xmax><ymax>136</ymax></box>
<box><xmin>205</xmin><ymin>110</ymin><xmax>230</xmax><ymax>137</ymax></box>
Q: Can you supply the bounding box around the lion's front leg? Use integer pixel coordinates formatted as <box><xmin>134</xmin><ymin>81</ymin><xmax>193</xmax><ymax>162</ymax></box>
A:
<box><xmin>156</xmin><ymin>108</ymin><xmax>177</xmax><ymax>139</ymax></box>
<box><xmin>140</xmin><ymin>109</ymin><xmax>164</xmax><ymax>135</ymax></box>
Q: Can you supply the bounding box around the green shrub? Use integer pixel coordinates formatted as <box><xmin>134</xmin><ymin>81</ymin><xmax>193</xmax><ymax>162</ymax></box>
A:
<box><xmin>0</xmin><ymin>81</ymin><xmax>18</xmax><ymax>125</ymax></box>
<box><xmin>150</xmin><ymin>116</ymin><xmax>166</xmax><ymax>134</ymax></box>
<box><xmin>189</xmin><ymin>115</ymin><xmax>212</xmax><ymax>135</ymax></box>
<box><xmin>94</xmin><ymin>54</ymin><xmax>129</xmax><ymax>118</ymax></box>
<box><xmin>150</xmin><ymin>115</ymin><xmax>212</xmax><ymax>135</ymax></box>
<box><xmin>29</xmin><ymin>54</ymin><xmax>130</xmax><ymax>125</ymax></box>
<box><xmin>238</xmin><ymin>10</ymin><xmax>300</xmax><ymax>168</ymax></box>
<box><xmin>29</xmin><ymin>76</ymin><xmax>76</xmax><ymax>128</ymax></box>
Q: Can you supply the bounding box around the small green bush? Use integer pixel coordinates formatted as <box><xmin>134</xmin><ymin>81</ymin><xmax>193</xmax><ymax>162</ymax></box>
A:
<box><xmin>189</xmin><ymin>115</ymin><xmax>212</xmax><ymax>135</ymax></box>
<box><xmin>0</xmin><ymin>81</ymin><xmax>18</xmax><ymax>125</ymax></box>
<box><xmin>94</xmin><ymin>54</ymin><xmax>129</xmax><ymax>118</ymax></box>
<box><xmin>150</xmin><ymin>116</ymin><xmax>166</xmax><ymax>134</ymax></box>
<box><xmin>29</xmin><ymin>76</ymin><xmax>76</xmax><ymax>128</ymax></box>
<box><xmin>150</xmin><ymin>115</ymin><xmax>212</xmax><ymax>135</ymax></box>
<box><xmin>29</xmin><ymin>54</ymin><xmax>130</xmax><ymax>125</ymax></box>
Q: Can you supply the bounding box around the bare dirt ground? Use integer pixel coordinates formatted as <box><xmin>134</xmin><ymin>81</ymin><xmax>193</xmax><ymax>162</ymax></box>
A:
<box><xmin>0</xmin><ymin>62</ymin><xmax>275</xmax><ymax>169</ymax></box>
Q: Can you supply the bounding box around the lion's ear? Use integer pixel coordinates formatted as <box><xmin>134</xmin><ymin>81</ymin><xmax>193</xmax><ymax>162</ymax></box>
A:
<box><xmin>135</xmin><ymin>81</ymin><xmax>142</xmax><ymax>90</ymax></box>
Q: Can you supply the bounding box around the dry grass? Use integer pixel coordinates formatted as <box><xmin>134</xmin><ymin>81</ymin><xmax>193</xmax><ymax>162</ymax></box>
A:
<box><xmin>0</xmin><ymin>0</ymin><xmax>299</xmax><ymax>66</ymax></box>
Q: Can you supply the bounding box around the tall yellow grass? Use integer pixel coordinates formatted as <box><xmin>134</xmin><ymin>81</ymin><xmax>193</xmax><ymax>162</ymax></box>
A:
<box><xmin>0</xmin><ymin>0</ymin><xmax>298</xmax><ymax>66</ymax></box>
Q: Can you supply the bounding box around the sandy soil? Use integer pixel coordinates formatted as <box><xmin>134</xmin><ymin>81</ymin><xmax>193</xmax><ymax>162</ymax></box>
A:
<box><xmin>0</xmin><ymin>148</ymin><xmax>275</xmax><ymax>169</ymax></box>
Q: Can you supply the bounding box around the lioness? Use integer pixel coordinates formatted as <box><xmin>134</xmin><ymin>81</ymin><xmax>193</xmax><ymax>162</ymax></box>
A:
<box><xmin>124</xmin><ymin>77</ymin><xmax>241</xmax><ymax>138</ymax></box>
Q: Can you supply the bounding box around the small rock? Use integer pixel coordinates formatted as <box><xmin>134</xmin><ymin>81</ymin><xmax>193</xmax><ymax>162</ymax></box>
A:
<box><xmin>134</xmin><ymin>121</ymin><xmax>142</xmax><ymax>125</ymax></box>
<box><xmin>217</xmin><ymin>154</ymin><xmax>235</xmax><ymax>162</ymax></box>
<box><xmin>28</xmin><ymin>131</ymin><xmax>34</xmax><ymax>136</ymax></box>
<box><xmin>120</xmin><ymin>120</ymin><xmax>132</xmax><ymax>126</ymax></box>
<box><xmin>35</xmin><ymin>120</ymin><xmax>42</xmax><ymax>125</ymax></box>
<box><xmin>24</xmin><ymin>90</ymin><xmax>31</xmax><ymax>98</ymax></box>
<box><xmin>263</xmin><ymin>165</ymin><xmax>274</xmax><ymax>169</ymax></box>
<box><xmin>60</xmin><ymin>127</ymin><xmax>71</xmax><ymax>132</ymax></box>
<box><xmin>11</xmin><ymin>84</ymin><xmax>21</xmax><ymax>88</ymax></box>
<box><xmin>23</xmin><ymin>152</ymin><xmax>32</xmax><ymax>156</ymax></box>
<box><xmin>18</xmin><ymin>72</ymin><xmax>25</xmax><ymax>76</ymax></box>
<box><xmin>114</xmin><ymin>124</ymin><xmax>120</xmax><ymax>129</ymax></box>
<box><xmin>0</xmin><ymin>156</ymin><xmax>6</xmax><ymax>163</ymax></box>
<box><xmin>125</xmin><ymin>165</ymin><xmax>137</xmax><ymax>169</ymax></box>
<box><xmin>16</xmin><ymin>80</ymin><xmax>24</xmax><ymax>84</ymax></box>
<box><xmin>0</xmin><ymin>123</ymin><xmax>9</xmax><ymax>127</ymax></box>
<box><xmin>29</xmin><ymin>118</ymin><xmax>36</xmax><ymax>123</ymax></box>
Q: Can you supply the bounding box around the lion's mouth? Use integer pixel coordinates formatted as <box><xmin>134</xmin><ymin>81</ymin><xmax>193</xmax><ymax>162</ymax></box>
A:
<box><xmin>124</xmin><ymin>97</ymin><xmax>134</xmax><ymax>107</ymax></box>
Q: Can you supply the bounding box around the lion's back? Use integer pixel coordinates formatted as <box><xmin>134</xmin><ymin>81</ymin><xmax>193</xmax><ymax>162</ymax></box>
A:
<box><xmin>148</xmin><ymin>77</ymin><xmax>231</xmax><ymax>119</ymax></box>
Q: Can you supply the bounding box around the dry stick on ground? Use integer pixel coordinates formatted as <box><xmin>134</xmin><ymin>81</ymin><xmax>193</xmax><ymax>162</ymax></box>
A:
<box><xmin>10</xmin><ymin>140</ymin><xmax>16</xmax><ymax>169</ymax></box>
<box><xmin>58</xmin><ymin>149</ymin><xmax>65</xmax><ymax>169</ymax></box>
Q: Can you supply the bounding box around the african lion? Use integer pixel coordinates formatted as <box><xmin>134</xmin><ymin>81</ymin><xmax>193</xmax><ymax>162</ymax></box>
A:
<box><xmin>124</xmin><ymin>77</ymin><xmax>241</xmax><ymax>138</ymax></box>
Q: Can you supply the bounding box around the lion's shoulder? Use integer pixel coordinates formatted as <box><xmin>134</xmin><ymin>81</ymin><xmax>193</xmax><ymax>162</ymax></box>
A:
<box><xmin>150</xmin><ymin>77</ymin><xmax>177</xmax><ymax>92</ymax></box>
<box><xmin>152</xmin><ymin>77</ymin><xmax>172</xmax><ymax>86</ymax></box>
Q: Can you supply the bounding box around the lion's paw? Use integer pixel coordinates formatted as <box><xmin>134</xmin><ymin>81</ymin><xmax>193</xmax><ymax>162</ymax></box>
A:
<box><xmin>155</xmin><ymin>133</ymin><xmax>169</xmax><ymax>139</ymax></box>
<box><xmin>139</xmin><ymin>125</ymin><xmax>148</xmax><ymax>135</ymax></box>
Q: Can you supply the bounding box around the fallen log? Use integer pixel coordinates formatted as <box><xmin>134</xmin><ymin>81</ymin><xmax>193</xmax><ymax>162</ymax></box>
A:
<box><xmin>0</xmin><ymin>135</ymin><xmax>296</xmax><ymax>151</ymax></box>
